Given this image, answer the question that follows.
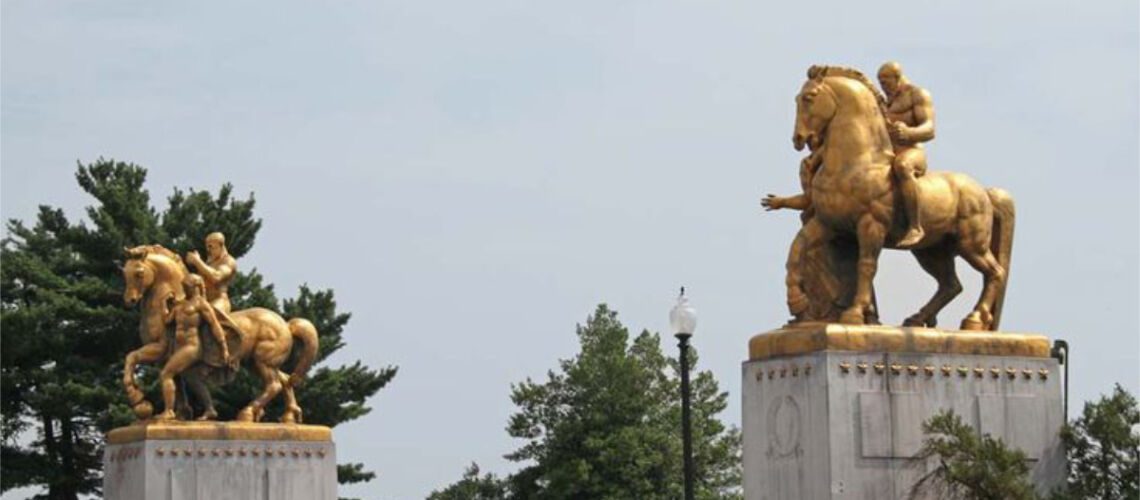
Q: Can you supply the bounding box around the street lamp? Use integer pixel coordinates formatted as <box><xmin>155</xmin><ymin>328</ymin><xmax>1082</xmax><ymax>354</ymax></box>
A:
<box><xmin>670</xmin><ymin>287</ymin><xmax>697</xmax><ymax>500</ymax></box>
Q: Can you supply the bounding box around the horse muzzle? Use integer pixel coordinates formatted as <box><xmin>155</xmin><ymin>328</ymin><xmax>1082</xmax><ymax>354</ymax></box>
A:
<box><xmin>793</xmin><ymin>132</ymin><xmax>819</xmax><ymax>152</ymax></box>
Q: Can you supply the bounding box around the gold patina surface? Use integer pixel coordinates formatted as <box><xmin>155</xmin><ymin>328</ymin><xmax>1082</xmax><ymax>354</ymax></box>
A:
<box><xmin>749</xmin><ymin>323</ymin><xmax>1051</xmax><ymax>361</ymax></box>
<box><xmin>106</xmin><ymin>421</ymin><xmax>332</xmax><ymax>444</ymax></box>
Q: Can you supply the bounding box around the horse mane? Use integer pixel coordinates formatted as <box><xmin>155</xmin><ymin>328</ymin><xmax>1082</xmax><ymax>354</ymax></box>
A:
<box><xmin>125</xmin><ymin>244</ymin><xmax>189</xmax><ymax>274</ymax></box>
<box><xmin>807</xmin><ymin>65</ymin><xmax>887</xmax><ymax>112</ymax></box>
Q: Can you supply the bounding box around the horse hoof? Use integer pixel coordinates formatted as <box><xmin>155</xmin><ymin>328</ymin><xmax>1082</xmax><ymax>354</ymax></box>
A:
<box><xmin>133</xmin><ymin>401</ymin><xmax>154</xmax><ymax>420</ymax></box>
<box><xmin>903</xmin><ymin>316</ymin><xmax>925</xmax><ymax>327</ymax></box>
<box><xmin>960</xmin><ymin>314</ymin><xmax>984</xmax><ymax>331</ymax></box>
<box><xmin>236</xmin><ymin>408</ymin><xmax>255</xmax><ymax>422</ymax></box>
<box><xmin>839</xmin><ymin>309</ymin><xmax>865</xmax><ymax>325</ymax></box>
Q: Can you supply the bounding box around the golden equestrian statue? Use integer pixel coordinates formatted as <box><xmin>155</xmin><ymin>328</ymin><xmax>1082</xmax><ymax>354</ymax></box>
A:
<box><xmin>120</xmin><ymin>234</ymin><xmax>319</xmax><ymax>423</ymax></box>
<box><xmin>762</xmin><ymin>64</ymin><xmax>1014</xmax><ymax>331</ymax></box>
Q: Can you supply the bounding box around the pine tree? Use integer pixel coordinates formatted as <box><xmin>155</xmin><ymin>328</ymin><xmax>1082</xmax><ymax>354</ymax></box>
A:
<box><xmin>426</xmin><ymin>463</ymin><xmax>508</xmax><ymax>500</ymax></box>
<box><xmin>503</xmin><ymin>304</ymin><xmax>741</xmax><ymax>500</ymax></box>
<box><xmin>911</xmin><ymin>410</ymin><xmax>1037</xmax><ymax>500</ymax></box>
<box><xmin>1055</xmin><ymin>384</ymin><xmax>1139</xmax><ymax>499</ymax></box>
<box><xmin>1</xmin><ymin>159</ymin><xmax>396</xmax><ymax>498</ymax></box>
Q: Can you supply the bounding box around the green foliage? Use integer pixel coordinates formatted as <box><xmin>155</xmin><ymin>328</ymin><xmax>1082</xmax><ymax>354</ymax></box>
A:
<box><xmin>1053</xmin><ymin>384</ymin><xmax>1139</xmax><ymax>499</ymax></box>
<box><xmin>1</xmin><ymin>159</ymin><xmax>396</xmax><ymax>499</ymax></box>
<box><xmin>501</xmin><ymin>304</ymin><xmax>741</xmax><ymax>500</ymax></box>
<box><xmin>911</xmin><ymin>410</ymin><xmax>1037</xmax><ymax>500</ymax></box>
<box><xmin>427</xmin><ymin>463</ymin><xmax>508</xmax><ymax>500</ymax></box>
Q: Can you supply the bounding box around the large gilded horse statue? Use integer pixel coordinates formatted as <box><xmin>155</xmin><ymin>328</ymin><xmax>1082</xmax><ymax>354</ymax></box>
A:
<box><xmin>121</xmin><ymin>245</ymin><xmax>319</xmax><ymax>422</ymax></box>
<box><xmin>770</xmin><ymin>66</ymin><xmax>1014</xmax><ymax>331</ymax></box>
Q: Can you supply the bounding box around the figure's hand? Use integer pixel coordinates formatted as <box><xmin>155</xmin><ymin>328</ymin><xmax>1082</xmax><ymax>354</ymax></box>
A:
<box><xmin>762</xmin><ymin>194</ymin><xmax>785</xmax><ymax>211</ymax></box>
<box><xmin>888</xmin><ymin>122</ymin><xmax>910</xmax><ymax>142</ymax></box>
<box><xmin>186</xmin><ymin>250</ymin><xmax>201</xmax><ymax>266</ymax></box>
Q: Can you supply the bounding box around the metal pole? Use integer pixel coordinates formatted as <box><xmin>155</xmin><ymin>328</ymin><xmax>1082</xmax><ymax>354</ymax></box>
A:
<box><xmin>677</xmin><ymin>332</ymin><xmax>695</xmax><ymax>500</ymax></box>
<box><xmin>1051</xmin><ymin>339</ymin><xmax>1069</xmax><ymax>419</ymax></box>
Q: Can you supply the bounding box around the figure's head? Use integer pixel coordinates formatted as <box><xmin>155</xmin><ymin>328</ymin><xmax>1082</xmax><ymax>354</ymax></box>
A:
<box><xmin>122</xmin><ymin>258</ymin><xmax>154</xmax><ymax>307</ymax></box>
<box><xmin>205</xmin><ymin>232</ymin><xmax>226</xmax><ymax>260</ymax></box>
<box><xmin>877</xmin><ymin>61</ymin><xmax>904</xmax><ymax>98</ymax></box>
<box><xmin>793</xmin><ymin>70</ymin><xmax>838</xmax><ymax>152</ymax></box>
<box><xmin>182</xmin><ymin>274</ymin><xmax>205</xmax><ymax>297</ymax></box>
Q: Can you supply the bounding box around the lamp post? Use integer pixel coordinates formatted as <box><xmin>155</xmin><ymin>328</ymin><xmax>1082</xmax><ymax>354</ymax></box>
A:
<box><xmin>670</xmin><ymin>287</ymin><xmax>697</xmax><ymax>500</ymax></box>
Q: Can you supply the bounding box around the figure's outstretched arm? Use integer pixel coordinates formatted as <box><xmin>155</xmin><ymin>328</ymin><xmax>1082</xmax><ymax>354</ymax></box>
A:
<box><xmin>763</xmin><ymin>193</ymin><xmax>811</xmax><ymax>211</ymax></box>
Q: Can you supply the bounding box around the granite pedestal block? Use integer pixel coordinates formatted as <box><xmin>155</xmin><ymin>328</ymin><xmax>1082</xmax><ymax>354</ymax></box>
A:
<box><xmin>103</xmin><ymin>422</ymin><xmax>337</xmax><ymax>500</ymax></box>
<box><xmin>742</xmin><ymin>324</ymin><xmax>1065</xmax><ymax>500</ymax></box>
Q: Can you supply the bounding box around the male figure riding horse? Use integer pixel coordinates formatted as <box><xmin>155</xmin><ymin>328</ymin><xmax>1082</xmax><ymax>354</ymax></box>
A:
<box><xmin>879</xmin><ymin>61</ymin><xmax>936</xmax><ymax>248</ymax></box>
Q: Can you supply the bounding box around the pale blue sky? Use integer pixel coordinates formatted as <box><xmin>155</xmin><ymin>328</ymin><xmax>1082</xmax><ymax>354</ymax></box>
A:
<box><xmin>3</xmin><ymin>1</ymin><xmax>1137</xmax><ymax>498</ymax></box>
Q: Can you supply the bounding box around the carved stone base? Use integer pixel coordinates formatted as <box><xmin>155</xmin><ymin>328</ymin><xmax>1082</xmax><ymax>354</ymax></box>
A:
<box><xmin>742</xmin><ymin>325</ymin><xmax>1065</xmax><ymax>499</ymax></box>
<box><xmin>103</xmin><ymin>422</ymin><xmax>337</xmax><ymax>500</ymax></box>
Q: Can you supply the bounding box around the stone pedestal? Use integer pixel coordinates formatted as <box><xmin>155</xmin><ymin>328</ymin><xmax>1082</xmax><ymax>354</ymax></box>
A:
<box><xmin>742</xmin><ymin>324</ymin><xmax>1065</xmax><ymax>500</ymax></box>
<box><xmin>103</xmin><ymin>422</ymin><xmax>337</xmax><ymax>500</ymax></box>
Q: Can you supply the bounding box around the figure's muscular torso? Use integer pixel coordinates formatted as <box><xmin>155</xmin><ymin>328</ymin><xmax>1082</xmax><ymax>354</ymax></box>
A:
<box><xmin>204</xmin><ymin>255</ymin><xmax>236</xmax><ymax>312</ymax></box>
<box><xmin>173</xmin><ymin>298</ymin><xmax>207</xmax><ymax>346</ymax></box>
<box><xmin>885</xmin><ymin>86</ymin><xmax>929</xmax><ymax>149</ymax></box>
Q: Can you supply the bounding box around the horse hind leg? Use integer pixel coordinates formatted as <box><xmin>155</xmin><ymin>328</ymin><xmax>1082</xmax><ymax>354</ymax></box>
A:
<box><xmin>277</xmin><ymin>370</ymin><xmax>303</xmax><ymax>424</ymax></box>
<box><xmin>237</xmin><ymin>361</ymin><xmax>283</xmax><ymax>423</ymax></box>
<box><xmin>903</xmin><ymin>243</ymin><xmax>963</xmax><ymax>328</ymax></box>
<box><xmin>959</xmin><ymin>247</ymin><xmax>1006</xmax><ymax>331</ymax></box>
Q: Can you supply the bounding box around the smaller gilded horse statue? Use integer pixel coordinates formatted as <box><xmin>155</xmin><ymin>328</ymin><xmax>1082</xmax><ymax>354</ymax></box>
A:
<box><xmin>121</xmin><ymin>245</ymin><xmax>319</xmax><ymax>423</ymax></box>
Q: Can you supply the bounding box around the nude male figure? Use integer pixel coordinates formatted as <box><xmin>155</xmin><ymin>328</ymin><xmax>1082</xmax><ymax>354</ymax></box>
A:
<box><xmin>156</xmin><ymin>275</ymin><xmax>229</xmax><ymax>421</ymax></box>
<box><xmin>878</xmin><ymin>61</ymin><xmax>936</xmax><ymax>248</ymax></box>
<box><xmin>186</xmin><ymin>232</ymin><xmax>237</xmax><ymax>313</ymax></box>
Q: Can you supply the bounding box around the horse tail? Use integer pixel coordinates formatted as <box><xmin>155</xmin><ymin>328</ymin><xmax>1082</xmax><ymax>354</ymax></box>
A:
<box><xmin>286</xmin><ymin>318</ymin><xmax>319</xmax><ymax>387</ymax></box>
<box><xmin>986</xmin><ymin>187</ymin><xmax>1016</xmax><ymax>329</ymax></box>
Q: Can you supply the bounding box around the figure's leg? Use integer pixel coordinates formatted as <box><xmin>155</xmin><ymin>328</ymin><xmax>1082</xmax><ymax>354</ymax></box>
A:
<box><xmin>785</xmin><ymin>218</ymin><xmax>828</xmax><ymax>321</ymax></box>
<box><xmin>157</xmin><ymin>344</ymin><xmax>199</xmax><ymax>421</ymax></box>
<box><xmin>840</xmin><ymin>215</ymin><xmax>886</xmax><ymax>324</ymax></box>
<box><xmin>904</xmin><ymin>243</ymin><xmax>963</xmax><ymax>327</ymax></box>
<box><xmin>895</xmin><ymin>150</ymin><xmax>926</xmax><ymax>248</ymax></box>
<box><xmin>123</xmin><ymin>341</ymin><xmax>167</xmax><ymax>418</ymax></box>
<box><xmin>237</xmin><ymin>361</ymin><xmax>282</xmax><ymax>423</ymax></box>
<box><xmin>184</xmin><ymin>369</ymin><xmax>218</xmax><ymax>421</ymax></box>
<box><xmin>277</xmin><ymin>371</ymin><xmax>303</xmax><ymax>424</ymax></box>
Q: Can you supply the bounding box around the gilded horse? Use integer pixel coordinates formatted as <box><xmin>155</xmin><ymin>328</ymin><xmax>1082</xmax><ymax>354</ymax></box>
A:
<box><xmin>780</xmin><ymin>67</ymin><xmax>1014</xmax><ymax>330</ymax></box>
<box><xmin>121</xmin><ymin>245</ymin><xmax>319</xmax><ymax>422</ymax></box>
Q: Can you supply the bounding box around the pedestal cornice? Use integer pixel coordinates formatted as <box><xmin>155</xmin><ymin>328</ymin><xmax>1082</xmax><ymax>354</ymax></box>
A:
<box><xmin>106</xmin><ymin>421</ymin><xmax>332</xmax><ymax>445</ymax></box>
<box><xmin>749</xmin><ymin>323</ymin><xmax>1051</xmax><ymax>361</ymax></box>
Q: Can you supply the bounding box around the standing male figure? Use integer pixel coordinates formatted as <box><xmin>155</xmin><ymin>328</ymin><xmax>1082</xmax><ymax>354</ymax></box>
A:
<box><xmin>157</xmin><ymin>275</ymin><xmax>229</xmax><ymax>421</ymax></box>
<box><xmin>878</xmin><ymin>61</ymin><xmax>936</xmax><ymax>248</ymax></box>
<box><xmin>186</xmin><ymin>232</ymin><xmax>237</xmax><ymax>313</ymax></box>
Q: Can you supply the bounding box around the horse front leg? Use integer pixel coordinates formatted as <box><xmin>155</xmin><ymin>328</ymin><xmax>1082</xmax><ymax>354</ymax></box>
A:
<box><xmin>840</xmin><ymin>215</ymin><xmax>886</xmax><ymax>325</ymax></box>
<box><xmin>123</xmin><ymin>341</ymin><xmax>167</xmax><ymax>419</ymax></box>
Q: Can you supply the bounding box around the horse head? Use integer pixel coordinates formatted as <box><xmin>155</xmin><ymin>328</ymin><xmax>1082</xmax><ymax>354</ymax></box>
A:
<box><xmin>793</xmin><ymin>69</ymin><xmax>838</xmax><ymax>152</ymax></box>
<box><xmin>122</xmin><ymin>245</ymin><xmax>187</xmax><ymax>308</ymax></box>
